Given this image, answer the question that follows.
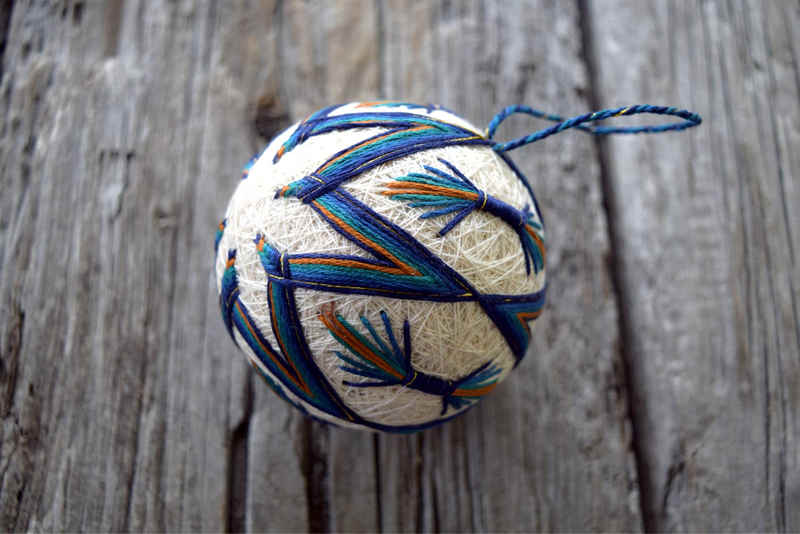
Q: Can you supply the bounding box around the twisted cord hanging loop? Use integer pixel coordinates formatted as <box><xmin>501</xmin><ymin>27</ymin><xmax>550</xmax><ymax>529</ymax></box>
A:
<box><xmin>487</xmin><ymin>104</ymin><xmax>702</xmax><ymax>153</ymax></box>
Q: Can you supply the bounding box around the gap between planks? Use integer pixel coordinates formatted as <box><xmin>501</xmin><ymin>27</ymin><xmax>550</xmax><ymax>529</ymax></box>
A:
<box><xmin>576</xmin><ymin>0</ymin><xmax>652</xmax><ymax>531</ymax></box>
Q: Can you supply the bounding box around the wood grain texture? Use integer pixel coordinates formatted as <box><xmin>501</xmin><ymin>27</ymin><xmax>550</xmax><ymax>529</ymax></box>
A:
<box><xmin>0</xmin><ymin>0</ymin><xmax>258</xmax><ymax>531</ymax></box>
<box><xmin>587</xmin><ymin>0</ymin><xmax>800</xmax><ymax>531</ymax></box>
<box><xmin>1</xmin><ymin>0</ymin><xmax>793</xmax><ymax>532</ymax></box>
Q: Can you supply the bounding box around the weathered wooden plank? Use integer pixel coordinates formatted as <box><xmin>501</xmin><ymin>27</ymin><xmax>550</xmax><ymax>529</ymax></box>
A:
<box><xmin>0</xmin><ymin>0</ymin><xmax>262</xmax><ymax>530</ymax></box>
<box><xmin>375</xmin><ymin>0</ymin><xmax>641</xmax><ymax>531</ymax></box>
<box><xmin>587</xmin><ymin>0</ymin><xmax>800</xmax><ymax>530</ymax></box>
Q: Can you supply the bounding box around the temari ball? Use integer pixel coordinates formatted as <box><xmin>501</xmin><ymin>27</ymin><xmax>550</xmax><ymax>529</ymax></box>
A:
<box><xmin>215</xmin><ymin>101</ymin><xmax>546</xmax><ymax>432</ymax></box>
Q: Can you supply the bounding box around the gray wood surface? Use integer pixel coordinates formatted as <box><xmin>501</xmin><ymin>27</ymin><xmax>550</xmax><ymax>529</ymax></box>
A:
<box><xmin>588</xmin><ymin>1</ymin><xmax>800</xmax><ymax>531</ymax></box>
<box><xmin>0</xmin><ymin>1</ymin><xmax>795</xmax><ymax>532</ymax></box>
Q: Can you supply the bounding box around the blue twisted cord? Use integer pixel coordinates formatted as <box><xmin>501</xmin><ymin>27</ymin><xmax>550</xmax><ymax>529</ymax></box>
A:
<box><xmin>487</xmin><ymin>104</ymin><xmax>702</xmax><ymax>152</ymax></box>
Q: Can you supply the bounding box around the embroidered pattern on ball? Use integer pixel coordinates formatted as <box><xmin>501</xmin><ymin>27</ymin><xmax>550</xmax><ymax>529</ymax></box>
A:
<box><xmin>382</xmin><ymin>157</ymin><xmax>545</xmax><ymax>275</ymax></box>
<box><xmin>319</xmin><ymin>304</ymin><xmax>502</xmax><ymax>416</ymax></box>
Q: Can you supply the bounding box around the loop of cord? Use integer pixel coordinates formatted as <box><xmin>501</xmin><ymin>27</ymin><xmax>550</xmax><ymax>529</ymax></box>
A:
<box><xmin>487</xmin><ymin>104</ymin><xmax>702</xmax><ymax>153</ymax></box>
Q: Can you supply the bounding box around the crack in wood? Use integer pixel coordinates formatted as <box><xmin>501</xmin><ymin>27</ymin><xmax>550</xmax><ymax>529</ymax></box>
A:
<box><xmin>1</xmin><ymin>282</ymin><xmax>30</xmax><ymax>516</ymax></box>
<box><xmin>302</xmin><ymin>420</ymin><xmax>330</xmax><ymax>533</ymax></box>
<box><xmin>414</xmin><ymin>432</ymin><xmax>425</xmax><ymax>533</ymax></box>
<box><xmin>576</xmin><ymin>1</ymin><xmax>651</xmax><ymax>531</ymax></box>
<box><xmin>661</xmin><ymin>447</ymin><xmax>685</xmax><ymax>515</ymax></box>
<box><xmin>430</xmin><ymin>462</ymin><xmax>440</xmax><ymax>534</ymax></box>
<box><xmin>372</xmin><ymin>433</ymin><xmax>383</xmax><ymax>532</ymax></box>
<box><xmin>253</xmin><ymin>93</ymin><xmax>289</xmax><ymax>142</ymax></box>
<box><xmin>71</xmin><ymin>1</ymin><xmax>84</xmax><ymax>26</ymax></box>
<box><xmin>227</xmin><ymin>373</ymin><xmax>252</xmax><ymax>534</ymax></box>
<box><xmin>0</xmin><ymin>0</ymin><xmax>14</xmax><ymax>81</ymax></box>
<box><xmin>0</xmin><ymin>294</ymin><xmax>24</xmax><ymax>420</ymax></box>
<box><xmin>0</xmin><ymin>296</ymin><xmax>32</xmax><ymax>532</ymax></box>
